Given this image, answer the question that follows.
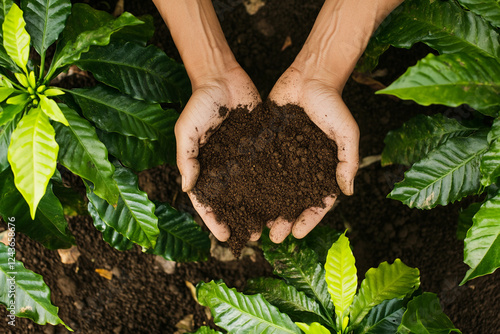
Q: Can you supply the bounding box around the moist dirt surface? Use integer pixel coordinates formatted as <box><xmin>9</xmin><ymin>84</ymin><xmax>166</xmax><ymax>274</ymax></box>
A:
<box><xmin>194</xmin><ymin>102</ymin><xmax>339</xmax><ymax>256</ymax></box>
<box><xmin>0</xmin><ymin>0</ymin><xmax>498</xmax><ymax>333</ymax></box>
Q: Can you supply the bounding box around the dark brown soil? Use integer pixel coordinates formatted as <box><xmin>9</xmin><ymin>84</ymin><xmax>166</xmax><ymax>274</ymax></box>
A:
<box><xmin>194</xmin><ymin>102</ymin><xmax>339</xmax><ymax>255</ymax></box>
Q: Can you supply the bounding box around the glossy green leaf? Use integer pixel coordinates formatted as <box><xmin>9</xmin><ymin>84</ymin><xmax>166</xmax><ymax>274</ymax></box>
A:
<box><xmin>0</xmin><ymin>112</ymin><xmax>19</xmax><ymax>172</ymax></box>
<box><xmin>381</xmin><ymin>114</ymin><xmax>479</xmax><ymax>167</ymax></box>
<box><xmin>53</xmin><ymin>105</ymin><xmax>118</xmax><ymax>205</ymax></box>
<box><xmin>245</xmin><ymin>277</ymin><xmax>331</xmax><ymax>327</ymax></box>
<box><xmin>480</xmin><ymin>120</ymin><xmax>500</xmax><ymax>186</ymax></box>
<box><xmin>377</xmin><ymin>0</ymin><xmax>500</xmax><ymax>60</ymax></box>
<box><xmin>2</xmin><ymin>3</ymin><xmax>29</xmax><ymax>73</ymax></box>
<box><xmin>325</xmin><ymin>232</ymin><xmax>357</xmax><ymax>323</ymax></box>
<box><xmin>388</xmin><ymin>134</ymin><xmax>489</xmax><ymax>209</ymax></box>
<box><xmin>0</xmin><ymin>0</ymin><xmax>13</xmax><ymax>37</ymax></box>
<box><xmin>295</xmin><ymin>322</ymin><xmax>331</xmax><ymax>334</ymax></box>
<box><xmin>87</xmin><ymin>196</ymin><xmax>133</xmax><ymax>251</ymax></box>
<box><xmin>0</xmin><ymin>46</ymin><xmax>18</xmax><ymax>72</ymax></box>
<box><xmin>0</xmin><ymin>169</ymin><xmax>75</xmax><ymax>249</ymax></box>
<box><xmin>111</xmin><ymin>14</ymin><xmax>154</xmax><ymax>46</ymax></box>
<box><xmin>189</xmin><ymin>327</ymin><xmax>223</xmax><ymax>334</ymax></box>
<box><xmin>377</xmin><ymin>53</ymin><xmax>500</xmax><ymax>115</ymax></box>
<box><xmin>456</xmin><ymin>0</ymin><xmax>500</xmax><ymax>28</ymax></box>
<box><xmin>96</xmin><ymin>129</ymin><xmax>169</xmax><ymax>171</ymax></box>
<box><xmin>0</xmin><ymin>243</ymin><xmax>71</xmax><ymax>330</ymax></box>
<box><xmin>21</xmin><ymin>0</ymin><xmax>71</xmax><ymax>54</ymax></box>
<box><xmin>76</xmin><ymin>42</ymin><xmax>191</xmax><ymax>104</ymax></box>
<box><xmin>303</xmin><ymin>226</ymin><xmax>342</xmax><ymax>265</ymax></box>
<box><xmin>349</xmin><ymin>259</ymin><xmax>420</xmax><ymax>328</ymax></box>
<box><xmin>197</xmin><ymin>280</ymin><xmax>301</xmax><ymax>334</ymax></box>
<box><xmin>7</xmin><ymin>107</ymin><xmax>58</xmax><ymax>219</ymax></box>
<box><xmin>84</xmin><ymin>165</ymin><xmax>159</xmax><ymax>249</ymax></box>
<box><xmin>47</xmin><ymin>10</ymin><xmax>143</xmax><ymax>79</ymax></box>
<box><xmin>461</xmin><ymin>193</ymin><xmax>500</xmax><ymax>284</ymax></box>
<box><xmin>354</xmin><ymin>298</ymin><xmax>405</xmax><ymax>334</ymax></box>
<box><xmin>39</xmin><ymin>95</ymin><xmax>68</xmax><ymax>125</ymax></box>
<box><xmin>6</xmin><ymin>93</ymin><xmax>29</xmax><ymax>105</ymax></box>
<box><xmin>262</xmin><ymin>234</ymin><xmax>335</xmax><ymax>323</ymax></box>
<box><xmin>148</xmin><ymin>202</ymin><xmax>210</xmax><ymax>262</ymax></box>
<box><xmin>457</xmin><ymin>202</ymin><xmax>483</xmax><ymax>241</ymax></box>
<box><xmin>0</xmin><ymin>87</ymin><xmax>15</xmax><ymax>103</ymax></box>
<box><xmin>0</xmin><ymin>101</ymin><xmax>24</xmax><ymax>127</ymax></box>
<box><xmin>70</xmin><ymin>85</ymin><xmax>178</xmax><ymax>140</ymax></box>
<box><xmin>398</xmin><ymin>293</ymin><xmax>461</xmax><ymax>334</ymax></box>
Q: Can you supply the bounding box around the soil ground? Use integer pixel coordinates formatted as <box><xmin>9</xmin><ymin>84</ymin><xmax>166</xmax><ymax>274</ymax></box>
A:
<box><xmin>1</xmin><ymin>0</ymin><xmax>498</xmax><ymax>333</ymax></box>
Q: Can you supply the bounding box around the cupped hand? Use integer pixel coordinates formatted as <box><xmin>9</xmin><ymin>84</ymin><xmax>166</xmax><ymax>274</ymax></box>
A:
<box><xmin>266</xmin><ymin>66</ymin><xmax>360</xmax><ymax>243</ymax></box>
<box><xmin>175</xmin><ymin>66</ymin><xmax>261</xmax><ymax>242</ymax></box>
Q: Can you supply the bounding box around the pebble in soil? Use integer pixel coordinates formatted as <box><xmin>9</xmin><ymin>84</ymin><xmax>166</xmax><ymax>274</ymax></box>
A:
<box><xmin>193</xmin><ymin>101</ymin><xmax>340</xmax><ymax>256</ymax></box>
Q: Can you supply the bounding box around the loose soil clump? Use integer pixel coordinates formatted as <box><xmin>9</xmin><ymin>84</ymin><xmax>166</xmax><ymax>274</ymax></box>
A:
<box><xmin>193</xmin><ymin>102</ymin><xmax>340</xmax><ymax>255</ymax></box>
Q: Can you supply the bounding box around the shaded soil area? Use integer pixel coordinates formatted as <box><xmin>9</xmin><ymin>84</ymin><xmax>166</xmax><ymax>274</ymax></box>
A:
<box><xmin>194</xmin><ymin>102</ymin><xmax>339</xmax><ymax>255</ymax></box>
<box><xmin>1</xmin><ymin>0</ymin><xmax>498</xmax><ymax>333</ymax></box>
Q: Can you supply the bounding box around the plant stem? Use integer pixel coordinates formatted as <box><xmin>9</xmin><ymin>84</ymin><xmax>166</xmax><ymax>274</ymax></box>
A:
<box><xmin>39</xmin><ymin>52</ymin><xmax>46</xmax><ymax>82</ymax></box>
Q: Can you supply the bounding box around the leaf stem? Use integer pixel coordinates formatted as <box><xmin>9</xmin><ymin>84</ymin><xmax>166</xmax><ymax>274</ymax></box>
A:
<box><xmin>39</xmin><ymin>52</ymin><xmax>46</xmax><ymax>82</ymax></box>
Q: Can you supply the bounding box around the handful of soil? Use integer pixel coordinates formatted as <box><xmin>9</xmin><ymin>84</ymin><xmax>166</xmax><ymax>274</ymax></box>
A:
<box><xmin>193</xmin><ymin>101</ymin><xmax>340</xmax><ymax>256</ymax></box>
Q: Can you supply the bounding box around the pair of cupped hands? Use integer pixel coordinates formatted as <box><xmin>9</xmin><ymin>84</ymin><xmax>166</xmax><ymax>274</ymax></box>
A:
<box><xmin>176</xmin><ymin>63</ymin><xmax>360</xmax><ymax>244</ymax></box>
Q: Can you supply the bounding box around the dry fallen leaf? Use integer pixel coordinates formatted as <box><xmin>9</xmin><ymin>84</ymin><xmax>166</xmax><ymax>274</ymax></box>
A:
<box><xmin>155</xmin><ymin>256</ymin><xmax>177</xmax><ymax>274</ymax></box>
<box><xmin>113</xmin><ymin>0</ymin><xmax>124</xmax><ymax>17</ymax></box>
<box><xmin>185</xmin><ymin>281</ymin><xmax>198</xmax><ymax>303</ymax></box>
<box><xmin>175</xmin><ymin>314</ymin><xmax>194</xmax><ymax>333</ymax></box>
<box><xmin>359</xmin><ymin>154</ymin><xmax>382</xmax><ymax>169</ymax></box>
<box><xmin>0</xmin><ymin>231</ymin><xmax>9</xmax><ymax>246</ymax></box>
<box><xmin>351</xmin><ymin>71</ymin><xmax>388</xmax><ymax>91</ymax></box>
<box><xmin>95</xmin><ymin>268</ymin><xmax>113</xmax><ymax>280</ymax></box>
<box><xmin>57</xmin><ymin>245</ymin><xmax>81</xmax><ymax>264</ymax></box>
<box><xmin>244</xmin><ymin>0</ymin><xmax>266</xmax><ymax>15</ymax></box>
<box><xmin>281</xmin><ymin>36</ymin><xmax>292</xmax><ymax>51</ymax></box>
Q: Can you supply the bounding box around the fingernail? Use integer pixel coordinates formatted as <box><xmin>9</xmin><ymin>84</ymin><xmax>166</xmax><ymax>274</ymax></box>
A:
<box><xmin>181</xmin><ymin>176</ymin><xmax>187</xmax><ymax>192</ymax></box>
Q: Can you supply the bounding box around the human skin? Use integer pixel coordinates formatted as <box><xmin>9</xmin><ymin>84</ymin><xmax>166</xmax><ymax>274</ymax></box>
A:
<box><xmin>152</xmin><ymin>0</ymin><xmax>404</xmax><ymax>243</ymax></box>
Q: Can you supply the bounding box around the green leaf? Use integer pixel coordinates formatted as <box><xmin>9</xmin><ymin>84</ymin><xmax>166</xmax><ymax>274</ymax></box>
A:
<box><xmin>87</xmin><ymin>197</ymin><xmax>133</xmax><ymax>251</ymax></box>
<box><xmin>388</xmin><ymin>134</ymin><xmax>489</xmax><ymax>209</ymax></box>
<box><xmin>0</xmin><ymin>168</ymin><xmax>75</xmax><ymax>249</ymax></box>
<box><xmin>457</xmin><ymin>202</ymin><xmax>483</xmax><ymax>241</ymax></box>
<box><xmin>262</xmin><ymin>233</ymin><xmax>335</xmax><ymax>323</ymax></box>
<box><xmin>303</xmin><ymin>226</ymin><xmax>342</xmax><ymax>265</ymax></box>
<box><xmin>295</xmin><ymin>322</ymin><xmax>331</xmax><ymax>334</ymax></box>
<box><xmin>2</xmin><ymin>3</ymin><xmax>29</xmax><ymax>73</ymax></box>
<box><xmin>381</xmin><ymin>114</ymin><xmax>479</xmax><ymax>167</ymax></box>
<box><xmin>47</xmin><ymin>10</ymin><xmax>143</xmax><ymax>80</ymax></box>
<box><xmin>197</xmin><ymin>280</ymin><xmax>301</xmax><ymax>334</ymax></box>
<box><xmin>461</xmin><ymin>193</ymin><xmax>500</xmax><ymax>284</ymax></box>
<box><xmin>0</xmin><ymin>0</ymin><xmax>13</xmax><ymax>37</ymax></box>
<box><xmin>480</xmin><ymin>119</ymin><xmax>500</xmax><ymax>186</ymax></box>
<box><xmin>7</xmin><ymin>107</ymin><xmax>58</xmax><ymax>219</ymax></box>
<box><xmin>69</xmin><ymin>85</ymin><xmax>178</xmax><ymax>140</ymax></box>
<box><xmin>398</xmin><ymin>293</ymin><xmax>461</xmax><ymax>334</ymax></box>
<box><xmin>148</xmin><ymin>202</ymin><xmax>210</xmax><ymax>262</ymax></box>
<box><xmin>456</xmin><ymin>0</ymin><xmax>500</xmax><ymax>28</ymax></box>
<box><xmin>354</xmin><ymin>298</ymin><xmax>405</xmax><ymax>334</ymax></box>
<box><xmin>39</xmin><ymin>95</ymin><xmax>68</xmax><ymax>125</ymax></box>
<box><xmin>377</xmin><ymin>53</ymin><xmax>500</xmax><ymax>115</ymax></box>
<box><xmin>21</xmin><ymin>0</ymin><xmax>71</xmax><ymax>55</ymax></box>
<box><xmin>0</xmin><ymin>243</ymin><xmax>71</xmax><ymax>330</ymax></box>
<box><xmin>377</xmin><ymin>0</ymin><xmax>500</xmax><ymax>60</ymax></box>
<box><xmin>76</xmin><ymin>42</ymin><xmax>191</xmax><ymax>104</ymax></box>
<box><xmin>0</xmin><ymin>111</ymin><xmax>19</xmax><ymax>172</ymax></box>
<box><xmin>53</xmin><ymin>104</ymin><xmax>118</xmax><ymax>205</ymax></box>
<box><xmin>96</xmin><ymin>129</ymin><xmax>169</xmax><ymax>171</ymax></box>
<box><xmin>111</xmin><ymin>14</ymin><xmax>154</xmax><ymax>46</ymax></box>
<box><xmin>349</xmin><ymin>259</ymin><xmax>420</xmax><ymax>328</ymax></box>
<box><xmin>189</xmin><ymin>327</ymin><xmax>223</xmax><ymax>334</ymax></box>
<box><xmin>84</xmin><ymin>164</ymin><xmax>159</xmax><ymax>249</ymax></box>
<box><xmin>0</xmin><ymin>87</ymin><xmax>15</xmax><ymax>103</ymax></box>
<box><xmin>325</xmin><ymin>232</ymin><xmax>357</xmax><ymax>323</ymax></box>
<box><xmin>0</xmin><ymin>101</ymin><xmax>24</xmax><ymax>127</ymax></box>
<box><xmin>245</xmin><ymin>277</ymin><xmax>332</xmax><ymax>327</ymax></box>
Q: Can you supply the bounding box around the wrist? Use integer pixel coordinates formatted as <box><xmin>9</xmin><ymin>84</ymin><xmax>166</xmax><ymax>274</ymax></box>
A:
<box><xmin>293</xmin><ymin>0</ymin><xmax>404</xmax><ymax>91</ymax></box>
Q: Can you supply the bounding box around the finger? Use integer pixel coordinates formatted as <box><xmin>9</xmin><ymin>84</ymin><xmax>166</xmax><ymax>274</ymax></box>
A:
<box><xmin>250</xmin><ymin>228</ymin><xmax>262</xmax><ymax>242</ymax></box>
<box><xmin>175</xmin><ymin>120</ymin><xmax>200</xmax><ymax>192</ymax></box>
<box><xmin>292</xmin><ymin>195</ymin><xmax>337</xmax><ymax>239</ymax></box>
<box><xmin>188</xmin><ymin>192</ymin><xmax>230</xmax><ymax>242</ymax></box>
<box><xmin>334</xmin><ymin>120</ymin><xmax>359</xmax><ymax>196</ymax></box>
<box><xmin>269</xmin><ymin>217</ymin><xmax>293</xmax><ymax>243</ymax></box>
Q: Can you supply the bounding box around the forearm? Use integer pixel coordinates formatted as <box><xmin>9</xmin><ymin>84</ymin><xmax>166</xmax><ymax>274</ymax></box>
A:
<box><xmin>152</xmin><ymin>0</ymin><xmax>238</xmax><ymax>87</ymax></box>
<box><xmin>293</xmin><ymin>0</ymin><xmax>404</xmax><ymax>90</ymax></box>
